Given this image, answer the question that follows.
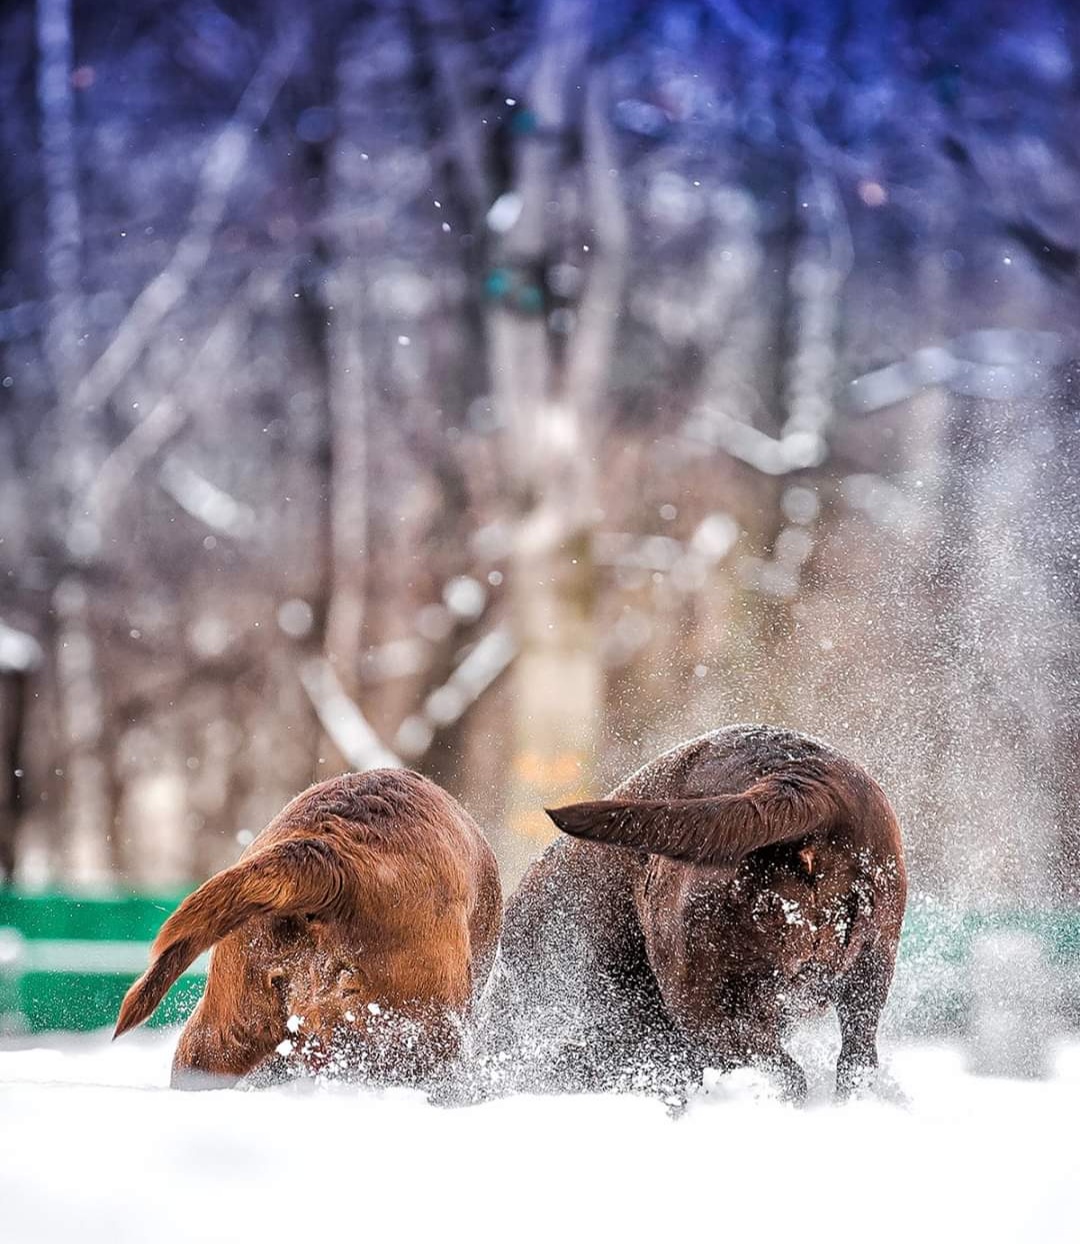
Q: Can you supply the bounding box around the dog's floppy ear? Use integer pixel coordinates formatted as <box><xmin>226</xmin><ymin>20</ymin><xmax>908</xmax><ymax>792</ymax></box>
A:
<box><xmin>114</xmin><ymin>838</ymin><xmax>347</xmax><ymax>1039</ymax></box>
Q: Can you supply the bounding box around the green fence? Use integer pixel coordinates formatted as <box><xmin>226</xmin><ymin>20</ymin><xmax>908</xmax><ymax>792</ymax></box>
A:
<box><xmin>889</xmin><ymin>900</ymin><xmax>1080</xmax><ymax>1034</ymax></box>
<box><xmin>1</xmin><ymin>891</ymin><xmax>1079</xmax><ymax>1034</ymax></box>
<box><xmin>0</xmin><ymin>891</ymin><xmax>205</xmax><ymax>1032</ymax></box>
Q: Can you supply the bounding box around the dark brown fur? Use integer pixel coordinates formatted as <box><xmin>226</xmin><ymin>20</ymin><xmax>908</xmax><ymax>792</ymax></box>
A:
<box><xmin>115</xmin><ymin>769</ymin><xmax>502</xmax><ymax>1090</ymax></box>
<box><xmin>499</xmin><ymin>725</ymin><xmax>906</xmax><ymax>1100</ymax></box>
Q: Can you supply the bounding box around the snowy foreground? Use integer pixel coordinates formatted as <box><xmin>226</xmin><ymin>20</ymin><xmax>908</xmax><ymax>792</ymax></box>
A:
<box><xmin>2</xmin><ymin>1030</ymin><xmax>1079</xmax><ymax>1244</ymax></box>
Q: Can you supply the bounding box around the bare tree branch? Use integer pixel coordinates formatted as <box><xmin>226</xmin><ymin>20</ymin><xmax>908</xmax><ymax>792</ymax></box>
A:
<box><xmin>684</xmin><ymin>408</ymin><xmax>828</xmax><ymax>474</ymax></box>
<box><xmin>686</xmin><ymin>135</ymin><xmax>852</xmax><ymax>477</ymax></box>
<box><xmin>66</xmin><ymin>25</ymin><xmax>304</xmax><ymax>420</ymax></box>
<box><xmin>157</xmin><ymin>457</ymin><xmax>257</xmax><ymax>539</ymax></box>
<box><xmin>83</xmin><ymin>270</ymin><xmax>280</xmax><ymax>534</ymax></box>
<box><xmin>847</xmin><ymin>331</ymin><xmax>1065</xmax><ymax>414</ymax></box>
<box><xmin>704</xmin><ymin>0</ymin><xmax>777</xmax><ymax>59</ymax></box>
<box><xmin>299</xmin><ymin>657</ymin><xmax>403</xmax><ymax>771</ymax></box>
<box><xmin>0</xmin><ymin>622</ymin><xmax>44</xmax><ymax>674</ymax></box>
<box><xmin>394</xmin><ymin>626</ymin><xmax>517</xmax><ymax>759</ymax></box>
<box><xmin>414</xmin><ymin>0</ymin><xmax>493</xmax><ymax>221</ymax></box>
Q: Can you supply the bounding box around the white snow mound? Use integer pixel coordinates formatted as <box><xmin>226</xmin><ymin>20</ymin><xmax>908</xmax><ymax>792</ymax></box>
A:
<box><xmin>1</xmin><ymin>1031</ymin><xmax>1078</xmax><ymax>1244</ymax></box>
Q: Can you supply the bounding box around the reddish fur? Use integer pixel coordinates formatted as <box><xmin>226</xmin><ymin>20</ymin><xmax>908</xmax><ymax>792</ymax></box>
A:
<box><xmin>115</xmin><ymin>769</ymin><xmax>502</xmax><ymax>1090</ymax></box>
<box><xmin>502</xmin><ymin>726</ymin><xmax>907</xmax><ymax>1100</ymax></box>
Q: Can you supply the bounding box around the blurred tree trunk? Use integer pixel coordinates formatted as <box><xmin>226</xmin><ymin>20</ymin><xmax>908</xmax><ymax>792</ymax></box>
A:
<box><xmin>904</xmin><ymin>155</ymin><xmax>962</xmax><ymax>897</ymax></box>
<box><xmin>321</xmin><ymin>284</ymin><xmax>368</xmax><ymax>709</ymax></box>
<box><xmin>289</xmin><ymin>14</ymin><xmax>375</xmax><ymax>781</ymax></box>
<box><xmin>304</xmin><ymin>10</ymin><xmax>430</xmax><ymax>779</ymax></box>
<box><xmin>1045</xmin><ymin>360</ymin><xmax>1080</xmax><ymax>903</ymax></box>
<box><xmin>38</xmin><ymin>0</ymin><xmax>114</xmax><ymax>886</ymax></box>
<box><xmin>489</xmin><ymin>0</ymin><xmax>605</xmax><ymax>881</ymax></box>
<box><xmin>0</xmin><ymin>672</ymin><xmax>28</xmax><ymax>883</ymax></box>
<box><xmin>321</xmin><ymin>21</ymin><xmax>370</xmax><ymax>704</ymax></box>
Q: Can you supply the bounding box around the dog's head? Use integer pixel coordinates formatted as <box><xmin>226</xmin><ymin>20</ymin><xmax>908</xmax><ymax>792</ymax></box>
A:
<box><xmin>271</xmin><ymin>951</ymin><xmax>456</xmax><ymax>1081</ymax></box>
<box><xmin>270</xmin><ymin>953</ymin><xmax>370</xmax><ymax>1071</ymax></box>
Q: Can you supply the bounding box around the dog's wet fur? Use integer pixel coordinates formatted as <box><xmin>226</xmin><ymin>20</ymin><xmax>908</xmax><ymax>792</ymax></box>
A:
<box><xmin>491</xmin><ymin>725</ymin><xmax>907</xmax><ymax>1104</ymax></box>
<box><xmin>114</xmin><ymin>769</ymin><xmax>502</xmax><ymax>1091</ymax></box>
<box><xmin>116</xmin><ymin>727</ymin><xmax>905</xmax><ymax>1105</ymax></box>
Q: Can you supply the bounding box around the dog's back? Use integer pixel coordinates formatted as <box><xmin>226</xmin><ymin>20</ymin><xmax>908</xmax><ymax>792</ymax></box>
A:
<box><xmin>116</xmin><ymin>769</ymin><xmax>501</xmax><ymax>1088</ymax></box>
<box><xmin>499</xmin><ymin>725</ymin><xmax>905</xmax><ymax>1098</ymax></box>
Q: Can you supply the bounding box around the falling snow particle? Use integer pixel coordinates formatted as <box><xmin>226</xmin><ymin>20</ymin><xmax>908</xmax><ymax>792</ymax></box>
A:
<box><xmin>277</xmin><ymin>598</ymin><xmax>314</xmax><ymax>638</ymax></box>
<box><xmin>487</xmin><ymin>192</ymin><xmax>523</xmax><ymax>233</ymax></box>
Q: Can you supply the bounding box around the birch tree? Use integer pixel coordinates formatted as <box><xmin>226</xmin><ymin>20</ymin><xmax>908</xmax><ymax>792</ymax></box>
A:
<box><xmin>420</xmin><ymin>0</ymin><xmax>620</xmax><ymax>879</ymax></box>
<box><xmin>37</xmin><ymin>0</ymin><xmax>114</xmax><ymax>885</ymax></box>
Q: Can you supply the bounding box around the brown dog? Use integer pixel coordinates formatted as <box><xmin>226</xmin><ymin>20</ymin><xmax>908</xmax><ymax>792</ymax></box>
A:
<box><xmin>495</xmin><ymin>725</ymin><xmax>906</xmax><ymax>1101</ymax></box>
<box><xmin>115</xmin><ymin>769</ymin><xmax>502</xmax><ymax>1090</ymax></box>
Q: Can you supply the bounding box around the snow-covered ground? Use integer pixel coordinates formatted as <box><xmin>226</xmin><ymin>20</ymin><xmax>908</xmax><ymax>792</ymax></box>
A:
<box><xmin>2</xmin><ymin>1029</ymin><xmax>1078</xmax><ymax>1244</ymax></box>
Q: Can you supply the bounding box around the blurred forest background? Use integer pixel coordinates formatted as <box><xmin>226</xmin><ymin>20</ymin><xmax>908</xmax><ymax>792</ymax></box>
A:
<box><xmin>2</xmin><ymin>0</ymin><xmax>1080</xmax><ymax>905</ymax></box>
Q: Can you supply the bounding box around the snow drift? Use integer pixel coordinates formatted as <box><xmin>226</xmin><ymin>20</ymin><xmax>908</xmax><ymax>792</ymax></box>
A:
<box><xmin>2</xmin><ymin>1029</ymin><xmax>1078</xmax><ymax>1244</ymax></box>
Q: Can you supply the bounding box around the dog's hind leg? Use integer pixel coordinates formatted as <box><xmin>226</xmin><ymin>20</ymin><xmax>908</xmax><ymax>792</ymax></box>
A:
<box><xmin>680</xmin><ymin>1022</ymin><xmax>808</xmax><ymax>1106</ymax></box>
<box><xmin>754</xmin><ymin>1046</ymin><xmax>808</xmax><ymax>1103</ymax></box>
<box><xmin>834</xmin><ymin>941</ymin><xmax>904</xmax><ymax>1102</ymax></box>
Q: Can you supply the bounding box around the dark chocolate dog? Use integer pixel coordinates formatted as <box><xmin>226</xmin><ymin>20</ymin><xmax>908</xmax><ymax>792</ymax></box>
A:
<box><xmin>497</xmin><ymin>725</ymin><xmax>906</xmax><ymax>1101</ymax></box>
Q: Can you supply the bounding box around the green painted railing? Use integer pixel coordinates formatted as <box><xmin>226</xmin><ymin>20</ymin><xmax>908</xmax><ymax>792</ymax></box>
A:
<box><xmin>887</xmin><ymin>899</ymin><xmax>1080</xmax><ymax>1034</ymax></box>
<box><xmin>1</xmin><ymin>891</ymin><xmax>1079</xmax><ymax>1034</ymax></box>
<box><xmin>0</xmin><ymin>891</ymin><xmax>205</xmax><ymax>1032</ymax></box>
